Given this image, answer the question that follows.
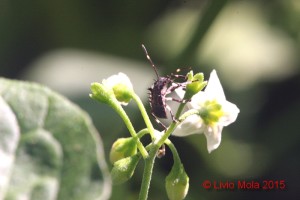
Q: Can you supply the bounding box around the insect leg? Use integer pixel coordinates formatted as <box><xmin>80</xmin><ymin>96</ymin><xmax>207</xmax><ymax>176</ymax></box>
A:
<box><xmin>151</xmin><ymin>112</ymin><xmax>167</xmax><ymax>129</ymax></box>
<box><xmin>166</xmin><ymin>82</ymin><xmax>188</xmax><ymax>95</ymax></box>
<box><xmin>165</xmin><ymin>82</ymin><xmax>191</xmax><ymax>103</ymax></box>
<box><xmin>165</xmin><ymin>97</ymin><xmax>190</xmax><ymax>104</ymax></box>
<box><xmin>165</xmin><ymin>104</ymin><xmax>178</xmax><ymax>123</ymax></box>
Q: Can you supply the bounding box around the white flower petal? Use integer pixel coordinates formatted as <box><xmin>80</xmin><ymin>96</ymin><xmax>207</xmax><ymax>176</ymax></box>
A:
<box><xmin>103</xmin><ymin>72</ymin><xmax>133</xmax><ymax>90</ymax></box>
<box><xmin>204</xmin><ymin>125</ymin><xmax>223</xmax><ymax>153</ymax></box>
<box><xmin>220</xmin><ymin>100</ymin><xmax>240</xmax><ymax>126</ymax></box>
<box><xmin>175</xmin><ymin>87</ymin><xmax>185</xmax><ymax>99</ymax></box>
<box><xmin>205</xmin><ymin>70</ymin><xmax>226</xmax><ymax>100</ymax></box>
<box><xmin>172</xmin><ymin>115</ymin><xmax>204</xmax><ymax>137</ymax></box>
<box><xmin>189</xmin><ymin>91</ymin><xmax>205</xmax><ymax>109</ymax></box>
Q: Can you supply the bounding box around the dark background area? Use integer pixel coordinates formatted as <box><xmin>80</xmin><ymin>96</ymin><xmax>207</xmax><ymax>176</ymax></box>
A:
<box><xmin>1</xmin><ymin>0</ymin><xmax>300</xmax><ymax>199</ymax></box>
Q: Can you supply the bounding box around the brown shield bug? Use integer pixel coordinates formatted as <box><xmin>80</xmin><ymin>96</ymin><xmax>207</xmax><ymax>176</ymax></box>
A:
<box><xmin>142</xmin><ymin>44</ymin><xmax>186</xmax><ymax>129</ymax></box>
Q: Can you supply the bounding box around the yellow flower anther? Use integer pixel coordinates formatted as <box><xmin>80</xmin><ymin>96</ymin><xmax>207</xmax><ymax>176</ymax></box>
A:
<box><xmin>199</xmin><ymin>100</ymin><xmax>224</xmax><ymax>126</ymax></box>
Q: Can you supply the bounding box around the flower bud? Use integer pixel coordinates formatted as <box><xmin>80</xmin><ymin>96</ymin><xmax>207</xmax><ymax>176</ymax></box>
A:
<box><xmin>89</xmin><ymin>82</ymin><xmax>114</xmax><ymax>105</ymax></box>
<box><xmin>112</xmin><ymin>83</ymin><xmax>133</xmax><ymax>105</ymax></box>
<box><xmin>111</xmin><ymin>154</ymin><xmax>140</xmax><ymax>185</ymax></box>
<box><xmin>90</xmin><ymin>73</ymin><xmax>134</xmax><ymax>106</ymax></box>
<box><xmin>103</xmin><ymin>72</ymin><xmax>134</xmax><ymax>106</ymax></box>
<box><xmin>165</xmin><ymin>163</ymin><xmax>189</xmax><ymax>200</ymax></box>
<box><xmin>109</xmin><ymin>137</ymin><xmax>137</xmax><ymax>164</ymax></box>
<box><xmin>184</xmin><ymin>71</ymin><xmax>207</xmax><ymax>100</ymax></box>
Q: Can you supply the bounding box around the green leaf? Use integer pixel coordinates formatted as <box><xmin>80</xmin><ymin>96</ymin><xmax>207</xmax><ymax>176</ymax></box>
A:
<box><xmin>0</xmin><ymin>78</ymin><xmax>111</xmax><ymax>200</ymax></box>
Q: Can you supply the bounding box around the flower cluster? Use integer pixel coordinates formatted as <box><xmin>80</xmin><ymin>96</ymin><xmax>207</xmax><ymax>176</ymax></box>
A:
<box><xmin>90</xmin><ymin>69</ymin><xmax>239</xmax><ymax>200</ymax></box>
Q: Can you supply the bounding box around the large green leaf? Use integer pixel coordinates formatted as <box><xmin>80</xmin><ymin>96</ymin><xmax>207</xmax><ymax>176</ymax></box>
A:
<box><xmin>0</xmin><ymin>78</ymin><xmax>111</xmax><ymax>200</ymax></box>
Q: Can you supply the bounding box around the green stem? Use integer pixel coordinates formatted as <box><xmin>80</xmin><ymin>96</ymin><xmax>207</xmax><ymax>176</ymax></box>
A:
<box><xmin>132</xmin><ymin>93</ymin><xmax>155</xmax><ymax>139</ymax></box>
<box><xmin>137</xmin><ymin>102</ymin><xmax>188</xmax><ymax>200</ymax></box>
<box><xmin>138</xmin><ymin>148</ymin><xmax>158</xmax><ymax>200</ymax></box>
<box><xmin>178</xmin><ymin>109</ymin><xmax>199</xmax><ymax>122</ymax></box>
<box><xmin>109</xmin><ymin>100</ymin><xmax>149</xmax><ymax>159</ymax></box>
<box><xmin>156</xmin><ymin>102</ymin><xmax>187</xmax><ymax>147</ymax></box>
<box><xmin>165</xmin><ymin>139</ymin><xmax>181</xmax><ymax>166</ymax></box>
<box><xmin>137</xmin><ymin>128</ymin><xmax>150</xmax><ymax>138</ymax></box>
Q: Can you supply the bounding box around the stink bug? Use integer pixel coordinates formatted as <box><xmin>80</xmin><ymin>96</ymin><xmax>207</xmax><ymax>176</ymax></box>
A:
<box><xmin>142</xmin><ymin>44</ymin><xmax>186</xmax><ymax>129</ymax></box>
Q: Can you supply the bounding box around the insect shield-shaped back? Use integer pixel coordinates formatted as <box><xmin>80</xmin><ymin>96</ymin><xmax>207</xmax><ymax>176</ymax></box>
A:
<box><xmin>148</xmin><ymin>76</ymin><xmax>172</xmax><ymax>119</ymax></box>
<box><xmin>142</xmin><ymin>44</ymin><xmax>184</xmax><ymax>129</ymax></box>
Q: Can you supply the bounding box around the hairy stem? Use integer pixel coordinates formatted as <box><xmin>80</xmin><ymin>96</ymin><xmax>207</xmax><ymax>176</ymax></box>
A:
<box><xmin>132</xmin><ymin>93</ymin><xmax>155</xmax><ymax>139</ymax></box>
<box><xmin>165</xmin><ymin>139</ymin><xmax>181</xmax><ymax>166</ymax></box>
<box><xmin>156</xmin><ymin>102</ymin><xmax>187</xmax><ymax>147</ymax></box>
<box><xmin>109</xmin><ymin>100</ymin><xmax>148</xmax><ymax>159</ymax></box>
<box><xmin>138</xmin><ymin>148</ymin><xmax>158</xmax><ymax>200</ymax></box>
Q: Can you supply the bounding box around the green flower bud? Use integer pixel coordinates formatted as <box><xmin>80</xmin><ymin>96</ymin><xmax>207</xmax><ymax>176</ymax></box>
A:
<box><xmin>103</xmin><ymin>72</ymin><xmax>134</xmax><ymax>106</ymax></box>
<box><xmin>165</xmin><ymin>163</ymin><xmax>189</xmax><ymax>200</ymax></box>
<box><xmin>111</xmin><ymin>154</ymin><xmax>140</xmax><ymax>185</ymax></box>
<box><xmin>184</xmin><ymin>71</ymin><xmax>207</xmax><ymax>100</ymax></box>
<box><xmin>89</xmin><ymin>82</ymin><xmax>114</xmax><ymax>105</ymax></box>
<box><xmin>109</xmin><ymin>137</ymin><xmax>137</xmax><ymax>164</ymax></box>
<box><xmin>112</xmin><ymin>83</ymin><xmax>133</xmax><ymax>105</ymax></box>
<box><xmin>90</xmin><ymin>73</ymin><xmax>134</xmax><ymax>106</ymax></box>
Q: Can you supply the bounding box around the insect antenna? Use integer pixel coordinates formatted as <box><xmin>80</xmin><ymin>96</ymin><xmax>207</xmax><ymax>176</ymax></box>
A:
<box><xmin>142</xmin><ymin>44</ymin><xmax>159</xmax><ymax>79</ymax></box>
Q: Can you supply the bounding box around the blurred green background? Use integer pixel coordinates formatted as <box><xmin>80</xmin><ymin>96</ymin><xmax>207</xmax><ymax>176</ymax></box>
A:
<box><xmin>1</xmin><ymin>0</ymin><xmax>300</xmax><ymax>199</ymax></box>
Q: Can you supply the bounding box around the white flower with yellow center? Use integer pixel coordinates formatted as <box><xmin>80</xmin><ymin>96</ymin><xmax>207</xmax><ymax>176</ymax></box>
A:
<box><xmin>173</xmin><ymin>70</ymin><xmax>240</xmax><ymax>153</ymax></box>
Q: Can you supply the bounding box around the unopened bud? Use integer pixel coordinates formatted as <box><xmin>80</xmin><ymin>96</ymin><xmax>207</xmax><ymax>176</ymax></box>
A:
<box><xmin>90</xmin><ymin>73</ymin><xmax>134</xmax><ymax>106</ymax></box>
<box><xmin>103</xmin><ymin>72</ymin><xmax>134</xmax><ymax>106</ymax></box>
<box><xmin>165</xmin><ymin>163</ymin><xmax>189</xmax><ymax>200</ymax></box>
<box><xmin>90</xmin><ymin>82</ymin><xmax>114</xmax><ymax>105</ymax></box>
<box><xmin>112</xmin><ymin>83</ymin><xmax>133</xmax><ymax>105</ymax></box>
<box><xmin>111</xmin><ymin>154</ymin><xmax>140</xmax><ymax>185</ymax></box>
<box><xmin>109</xmin><ymin>137</ymin><xmax>137</xmax><ymax>164</ymax></box>
<box><xmin>184</xmin><ymin>71</ymin><xmax>207</xmax><ymax>100</ymax></box>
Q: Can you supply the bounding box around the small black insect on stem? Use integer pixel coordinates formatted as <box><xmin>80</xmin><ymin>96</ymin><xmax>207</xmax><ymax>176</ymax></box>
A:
<box><xmin>142</xmin><ymin>44</ymin><xmax>187</xmax><ymax>130</ymax></box>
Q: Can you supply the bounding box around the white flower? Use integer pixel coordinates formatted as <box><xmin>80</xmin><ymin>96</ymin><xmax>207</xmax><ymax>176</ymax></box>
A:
<box><xmin>102</xmin><ymin>72</ymin><xmax>134</xmax><ymax>105</ymax></box>
<box><xmin>172</xmin><ymin>70</ymin><xmax>240</xmax><ymax>153</ymax></box>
